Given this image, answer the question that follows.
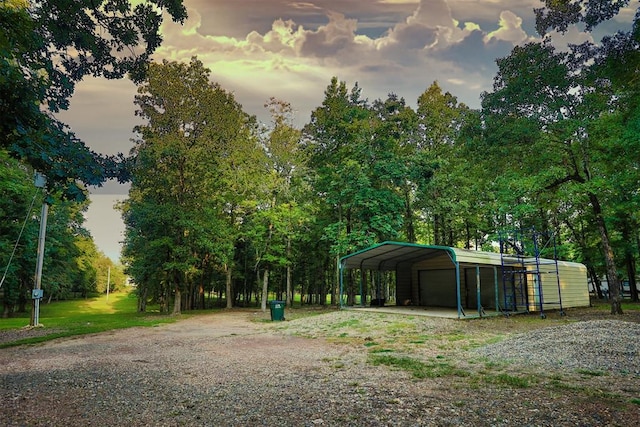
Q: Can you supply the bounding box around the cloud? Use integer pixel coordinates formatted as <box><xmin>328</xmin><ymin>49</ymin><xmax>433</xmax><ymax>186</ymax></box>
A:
<box><xmin>150</xmin><ymin>0</ymin><xmax>545</xmax><ymax>122</ymax></box>
<box><xmin>297</xmin><ymin>11</ymin><xmax>363</xmax><ymax>58</ymax></box>
<box><xmin>383</xmin><ymin>0</ymin><xmax>478</xmax><ymax>50</ymax></box>
<box><xmin>546</xmin><ymin>26</ymin><xmax>594</xmax><ymax>51</ymax></box>
<box><xmin>484</xmin><ymin>10</ymin><xmax>531</xmax><ymax>44</ymax></box>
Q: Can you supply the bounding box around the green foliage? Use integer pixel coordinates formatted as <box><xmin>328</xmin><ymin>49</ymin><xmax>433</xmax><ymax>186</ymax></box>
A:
<box><xmin>368</xmin><ymin>354</ymin><xmax>466</xmax><ymax>379</ymax></box>
<box><xmin>413</xmin><ymin>82</ymin><xmax>478</xmax><ymax>247</ymax></box>
<box><xmin>123</xmin><ymin>57</ymin><xmax>263</xmax><ymax>313</ymax></box>
<box><xmin>0</xmin><ymin>0</ymin><xmax>186</xmax><ymax>199</ymax></box>
<box><xmin>0</xmin><ymin>149</ymin><xmax>38</xmax><ymax>314</ymax></box>
<box><xmin>0</xmin><ymin>149</ymin><xmax>113</xmax><ymax>316</ymax></box>
<box><xmin>535</xmin><ymin>0</ymin><xmax>632</xmax><ymax>34</ymax></box>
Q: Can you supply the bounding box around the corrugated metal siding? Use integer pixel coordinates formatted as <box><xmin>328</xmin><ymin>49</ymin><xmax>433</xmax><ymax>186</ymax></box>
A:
<box><xmin>554</xmin><ymin>261</ymin><xmax>589</xmax><ymax>308</ymax></box>
<box><xmin>453</xmin><ymin>248</ymin><xmax>504</xmax><ymax>266</ymax></box>
<box><xmin>413</xmin><ymin>253</ymin><xmax>456</xmax><ymax>269</ymax></box>
<box><xmin>524</xmin><ymin>261</ymin><xmax>589</xmax><ymax>311</ymax></box>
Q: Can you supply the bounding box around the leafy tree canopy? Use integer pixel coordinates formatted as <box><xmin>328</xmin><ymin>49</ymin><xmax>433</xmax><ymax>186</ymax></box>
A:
<box><xmin>0</xmin><ymin>0</ymin><xmax>187</xmax><ymax>199</ymax></box>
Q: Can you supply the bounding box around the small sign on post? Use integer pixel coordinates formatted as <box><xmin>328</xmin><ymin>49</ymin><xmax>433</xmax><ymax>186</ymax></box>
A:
<box><xmin>34</xmin><ymin>172</ymin><xmax>46</xmax><ymax>188</ymax></box>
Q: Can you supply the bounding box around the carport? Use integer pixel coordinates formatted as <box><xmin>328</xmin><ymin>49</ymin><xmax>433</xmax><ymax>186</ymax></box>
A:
<box><xmin>339</xmin><ymin>242</ymin><xmax>499</xmax><ymax>318</ymax></box>
<box><xmin>339</xmin><ymin>241</ymin><xmax>590</xmax><ymax>319</ymax></box>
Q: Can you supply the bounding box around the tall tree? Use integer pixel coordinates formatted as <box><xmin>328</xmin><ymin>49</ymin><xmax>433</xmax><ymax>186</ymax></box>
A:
<box><xmin>480</xmin><ymin>41</ymin><xmax>630</xmax><ymax>314</ymax></box>
<box><xmin>250</xmin><ymin>98</ymin><xmax>309</xmax><ymax>308</ymax></box>
<box><xmin>304</xmin><ymin>78</ymin><xmax>407</xmax><ymax>304</ymax></box>
<box><xmin>0</xmin><ymin>0</ymin><xmax>187</xmax><ymax>198</ymax></box>
<box><xmin>534</xmin><ymin>0</ymin><xmax>640</xmax><ymax>312</ymax></box>
<box><xmin>123</xmin><ymin>58</ymin><xmax>260</xmax><ymax>313</ymax></box>
<box><xmin>414</xmin><ymin>82</ymin><xmax>475</xmax><ymax>247</ymax></box>
<box><xmin>370</xmin><ymin>94</ymin><xmax>420</xmax><ymax>243</ymax></box>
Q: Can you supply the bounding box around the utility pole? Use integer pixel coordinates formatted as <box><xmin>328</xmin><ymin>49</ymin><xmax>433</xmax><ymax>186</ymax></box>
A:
<box><xmin>106</xmin><ymin>266</ymin><xmax>111</xmax><ymax>301</ymax></box>
<box><xmin>30</xmin><ymin>173</ymin><xmax>47</xmax><ymax>327</ymax></box>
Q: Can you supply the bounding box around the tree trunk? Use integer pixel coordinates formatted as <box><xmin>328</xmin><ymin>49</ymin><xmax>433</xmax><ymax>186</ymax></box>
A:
<box><xmin>622</xmin><ymin>223</ymin><xmax>639</xmax><ymax>302</ymax></box>
<box><xmin>587</xmin><ymin>266</ymin><xmax>603</xmax><ymax>299</ymax></box>
<box><xmin>335</xmin><ymin>254</ymin><xmax>341</xmax><ymax>306</ymax></box>
<box><xmin>225</xmin><ymin>264</ymin><xmax>233</xmax><ymax>309</ymax></box>
<box><xmin>286</xmin><ymin>237</ymin><xmax>292</xmax><ymax>307</ymax></box>
<box><xmin>261</xmin><ymin>268</ymin><xmax>269</xmax><ymax>312</ymax></box>
<box><xmin>404</xmin><ymin>189</ymin><xmax>416</xmax><ymax>243</ymax></box>
<box><xmin>138</xmin><ymin>287</ymin><xmax>148</xmax><ymax>312</ymax></box>
<box><xmin>173</xmin><ymin>286</ymin><xmax>181</xmax><ymax>315</ymax></box>
<box><xmin>626</xmin><ymin>255</ymin><xmax>637</xmax><ymax>302</ymax></box>
<box><xmin>198</xmin><ymin>282</ymin><xmax>205</xmax><ymax>309</ymax></box>
<box><xmin>589</xmin><ymin>194</ymin><xmax>623</xmax><ymax>314</ymax></box>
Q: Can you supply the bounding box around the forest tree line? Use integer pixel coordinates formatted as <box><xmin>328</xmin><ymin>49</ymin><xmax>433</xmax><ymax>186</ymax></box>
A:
<box><xmin>1</xmin><ymin>1</ymin><xmax>637</xmax><ymax>315</ymax></box>
<box><xmin>121</xmin><ymin>40</ymin><xmax>639</xmax><ymax>314</ymax></box>
<box><xmin>0</xmin><ymin>0</ymin><xmax>185</xmax><ymax>317</ymax></box>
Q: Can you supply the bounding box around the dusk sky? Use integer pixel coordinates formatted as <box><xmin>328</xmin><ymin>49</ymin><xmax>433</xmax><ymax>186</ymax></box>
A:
<box><xmin>56</xmin><ymin>0</ymin><xmax>633</xmax><ymax>261</ymax></box>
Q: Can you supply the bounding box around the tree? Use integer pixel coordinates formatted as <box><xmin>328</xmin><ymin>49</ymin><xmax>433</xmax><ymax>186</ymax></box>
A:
<box><xmin>534</xmin><ymin>1</ymin><xmax>640</xmax><ymax>312</ymax></box>
<box><xmin>304</xmin><ymin>79</ymin><xmax>409</xmax><ymax>305</ymax></box>
<box><xmin>414</xmin><ymin>82</ymin><xmax>477</xmax><ymax>247</ymax></box>
<box><xmin>123</xmin><ymin>58</ymin><xmax>260</xmax><ymax>314</ymax></box>
<box><xmin>1</xmin><ymin>148</ymin><xmax>108</xmax><ymax>315</ymax></box>
<box><xmin>370</xmin><ymin>94</ymin><xmax>420</xmax><ymax>243</ymax></box>
<box><xmin>0</xmin><ymin>0</ymin><xmax>187</xmax><ymax>199</ymax></box>
<box><xmin>0</xmin><ymin>149</ymin><xmax>38</xmax><ymax>316</ymax></box>
<box><xmin>126</xmin><ymin>58</ymin><xmax>217</xmax><ymax>314</ymax></box>
<box><xmin>480</xmin><ymin>40</ymin><xmax>632</xmax><ymax>314</ymax></box>
<box><xmin>41</xmin><ymin>197</ymin><xmax>91</xmax><ymax>302</ymax></box>
<box><xmin>249</xmin><ymin>99</ymin><xmax>309</xmax><ymax>309</ymax></box>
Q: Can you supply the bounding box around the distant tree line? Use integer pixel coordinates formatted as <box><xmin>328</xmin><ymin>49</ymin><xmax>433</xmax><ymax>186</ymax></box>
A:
<box><xmin>0</xmin><ymin>149</ymin><xmax>127</xmax><ymax>316</ymax></box>
<box><xmin>122</xmin><ymin>41</ymin><xmax>638</xmax><ymax>313</ymax></box>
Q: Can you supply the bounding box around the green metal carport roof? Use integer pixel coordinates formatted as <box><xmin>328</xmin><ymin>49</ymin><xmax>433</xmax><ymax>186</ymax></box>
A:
<box><xmin>340</xmin><ymin>241</ymin><xmax>506</xmax><ymax>271</ymax></box>
<box><xmin>340</xmin><ymin>241</ymin><xmax>456</xmax><ymax>271</ymax></box>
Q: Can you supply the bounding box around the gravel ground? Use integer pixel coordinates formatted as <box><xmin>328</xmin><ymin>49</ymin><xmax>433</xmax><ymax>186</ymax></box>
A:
<box><xmin>1</xmin><ymin>308</ymin><xmax>639</xmax><ymax>426</ymax></box>
<box><xmin>473</xmin><ymin>319</ymin><xmax>640</xmax><ymax>376</ymax></box>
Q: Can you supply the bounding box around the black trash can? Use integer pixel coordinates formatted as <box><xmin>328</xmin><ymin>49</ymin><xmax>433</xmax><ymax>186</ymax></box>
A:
<box><xmin>269</xmin><ymin>300</ymin><xmax>286</xmax><ymax>321</ymax></box>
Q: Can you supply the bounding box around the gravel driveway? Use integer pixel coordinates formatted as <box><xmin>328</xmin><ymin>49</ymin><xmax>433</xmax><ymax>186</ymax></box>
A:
<box><xmin>1</xmin><ymin>309</ymin><xmax>639</xmax><ymax>426</ymax></box>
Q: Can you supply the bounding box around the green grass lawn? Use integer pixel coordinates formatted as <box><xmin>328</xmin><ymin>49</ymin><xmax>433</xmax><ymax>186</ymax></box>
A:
<box><xmin>0</xmin><ymin>289</ymin><xmax>179</xmax><ymax>348</ymax></box>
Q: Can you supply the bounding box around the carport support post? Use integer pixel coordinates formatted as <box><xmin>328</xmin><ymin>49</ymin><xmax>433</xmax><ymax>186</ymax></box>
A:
<box><xmin>494</xmin><ymin>267</ymin><xmax>499</xmax><ymax>313</ymax></box>
<box><xmin>339</xmin><ymin>260</ymin><xmax>344</xmax><ymax>308</ymax></box>
<box><xmin>476</xmin><ymin>266</ymin><xmax>482</xmax><ymax>318</ymax></box>
<box><xmin>359</xmin><ymin>268</ymin><xmax>365</xmax><ymax>307</ymax></box>
<box><xmin>455</xmin><ymin>262</ymin><xmax>462</xmax><ymax>319</ymax></box>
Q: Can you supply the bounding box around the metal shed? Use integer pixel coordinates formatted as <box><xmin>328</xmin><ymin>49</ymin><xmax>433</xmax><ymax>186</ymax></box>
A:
<box><xmin>339</xmin><ymin>241</ymin><xmax>590</xmax><ymax>319</ymax></box>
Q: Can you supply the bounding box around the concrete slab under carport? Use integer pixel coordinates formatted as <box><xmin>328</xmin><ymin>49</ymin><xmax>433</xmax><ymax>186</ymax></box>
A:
<box><xmin>348</xmin><ymin>305</ymin><xmax>509</xmax><ymax>319</ymax></box>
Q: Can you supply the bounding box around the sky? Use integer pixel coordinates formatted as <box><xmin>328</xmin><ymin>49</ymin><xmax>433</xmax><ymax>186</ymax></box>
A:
<box><xmin>56</xmin><ymin>0</ymin><xmax>634</xmax><ymax>262</ymax></box>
